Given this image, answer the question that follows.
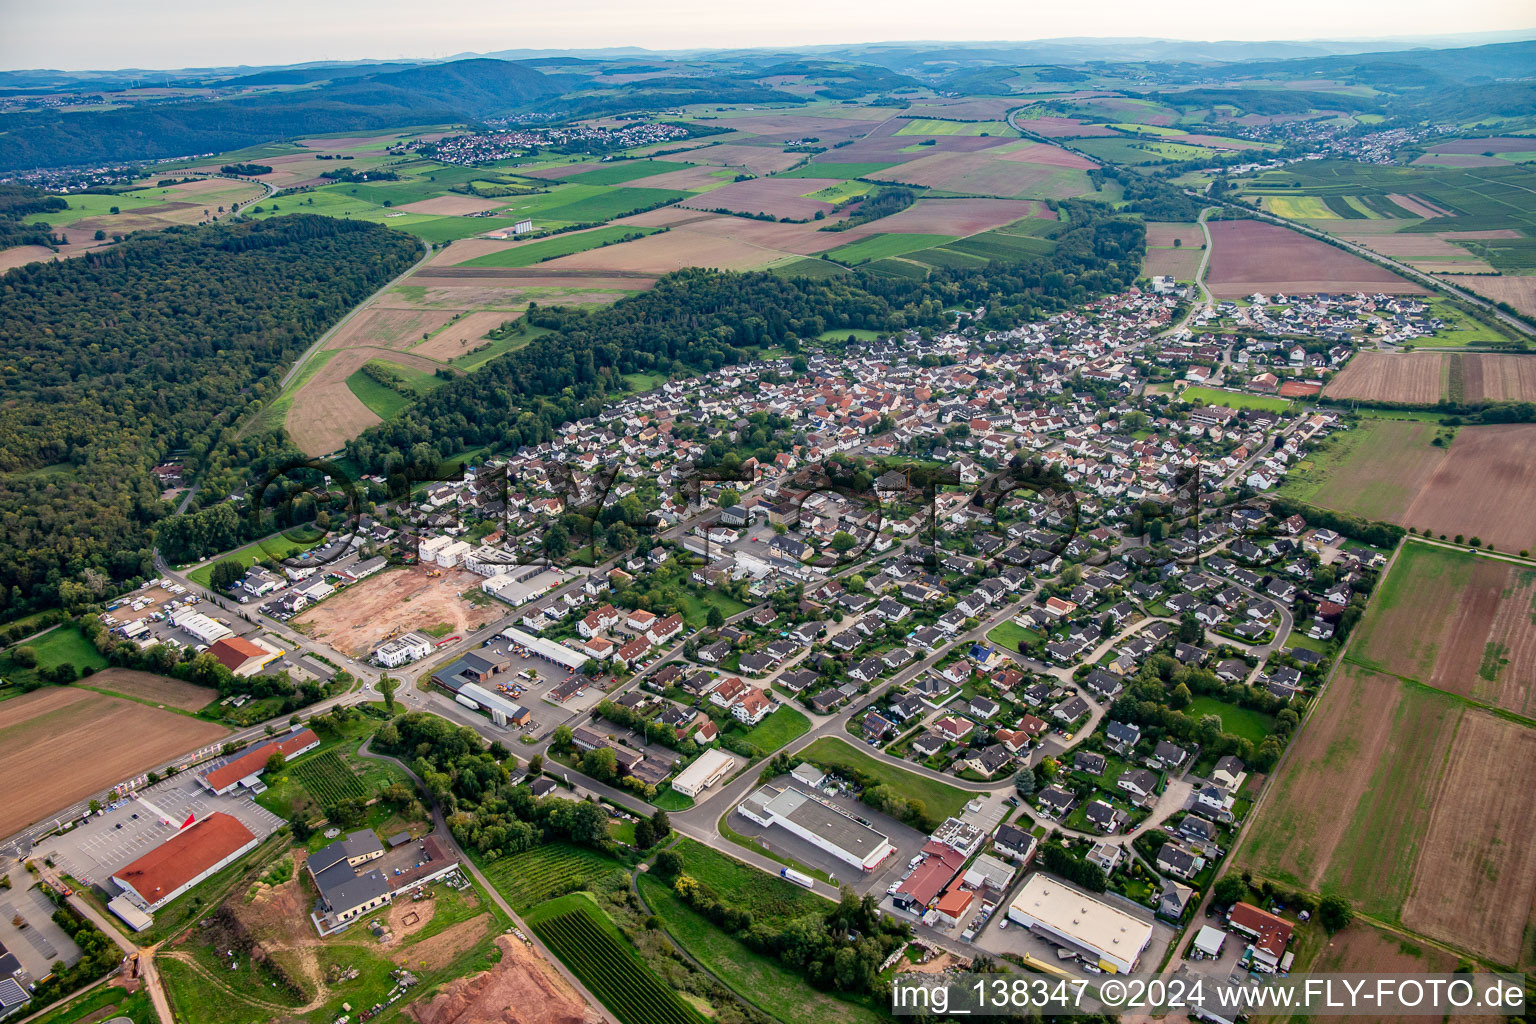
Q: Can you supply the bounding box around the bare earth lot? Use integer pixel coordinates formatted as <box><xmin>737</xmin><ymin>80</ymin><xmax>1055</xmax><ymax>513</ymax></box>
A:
<box><xmin>678</xmin><ymin>177</ymin><xmax>842</xmax><ymax>220</ymax></box>
<box><xmin>1205</xmin><ymin>220</ymin><xmax>1426</xmax><ymax>297</ymax></box>
<box><xmin>1322</xmin><ymin>351</ymin><xmax>1445</xmax><ymax>404</ymax></box>
<box><xmin>84</xmin><ymin>668</ymin><xmax>218</xmax><ymax>711</ymax></box>
<box><xmin>0</xmin><ymin>687</ymin><xmax>229</xmax><ymax>837</ymax></box>
<box><xmin>293</xmin><ymin>566</ymin><xmax>493</xmax><ymax>657</ymax></box>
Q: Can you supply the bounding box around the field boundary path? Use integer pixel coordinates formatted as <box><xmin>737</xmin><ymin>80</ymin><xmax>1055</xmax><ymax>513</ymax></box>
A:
<box><xmin>239</xmin><ymin>236</ymin><xmax>434</xmax><ymax>438</ymax></box>
<box><xmin>356</xmin><ymin>740</ymin><xmax>622</xmax><ymax>1024</ymax></box>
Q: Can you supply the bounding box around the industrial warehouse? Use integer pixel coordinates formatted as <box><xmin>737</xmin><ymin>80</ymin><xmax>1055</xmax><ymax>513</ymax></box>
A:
<box><xmin>1006</xmin><ymin>873</ymin><xmax>1155</xmax><ymax>974</ymax></box>
<box><xmin>109</xmin><ymin>812</ymin><xmax>260</xmax><ymax>925</ymax></box>
<box><xmin>737</xmin><ymin>785</ymin><xmax>895</xmax><ymax>871</ymax></box>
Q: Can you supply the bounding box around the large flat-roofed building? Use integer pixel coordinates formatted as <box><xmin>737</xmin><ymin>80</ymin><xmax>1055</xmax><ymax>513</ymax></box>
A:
<box><xmin>737</xmin><ymin>785</ymin><xmax>894</xmax><ymax>871</ymax></box>
<box><xmin>197</xmin><ymin>729</ymin><xmax>320</xmax><ymax>796</ymax></box>
<box><xmin>670</xmin><ymin>748</ymin><xmax>737</xmax><ymax>798</ymax></box>
<box><xmin>1006</xmin><ymin>872</ymin><xmax>1154</xmax><ymax>974</ymax></box>
<box><xmin>169</xmin><ymin>606</ymin><xmax>233</xmax><ymax>645</ymax></box>
<box><xmin>454</xmin><ymin>682</ymin><xmax>532</xmax><ymax>728</ymax></box>
<box><xmin>501</xmin><ymin>626</ymin><xmax>589</xmax><ymax>672</ymax></box>
<box><xmin>111</xmin><ymin>812</ymin><xmax>258</xmax><ymax>912</ymax></box>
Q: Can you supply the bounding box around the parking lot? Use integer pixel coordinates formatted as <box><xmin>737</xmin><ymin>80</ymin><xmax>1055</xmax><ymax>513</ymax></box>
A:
<box><xmin>729</xmin><ymin>776</ymin><xmax>929</xmax><ymax>893</ymax></box>
<box><xmin>971</xmin><ymin>872</ymin><xmax>1178</xmax><ymax>980</ymax></box>
<box><xmin>0</xmin><ymin>864</ymin><xmax>81</xmax><ymax>979</ymax></box>
<box><xmin>33</xmin><ymin>773</ymin><xmax>286</xmax><ymax>891</ymax></box>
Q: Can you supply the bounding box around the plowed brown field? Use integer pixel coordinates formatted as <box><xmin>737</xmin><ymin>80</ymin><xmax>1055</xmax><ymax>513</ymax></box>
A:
<box><xmin>1205</xmin><ymin>220</ymin><xmax>1425</xmax><ymax>297</ymax></box>
<box><xmin>1402</xmin><ymin>712</ymin><xmax>1536</xmax><ymax>966</ymax></box>
<box><xmin>1403</xmin><ymin>424</ymin><xmax>1536</xmax><ymax>555</ymax></box>
<box><xmin>1323</xmin><ymin>351</ymin><xmax>1445</xmax><ymax>404</ymax></box>
<box><xmin>0</xmin><ymin>688</ymin><xmax>229</xmax><ymax>837</ymax></box>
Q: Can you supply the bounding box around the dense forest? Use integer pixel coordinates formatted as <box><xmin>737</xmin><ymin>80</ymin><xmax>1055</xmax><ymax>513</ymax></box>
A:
<box><xmin>335</xmin><ymin>204</ymin><xmax>1143</xmax><ymax>478</ymax></box>
<box><xmin>0</xmin><ymin>184</ymin><xmax>68</xmax><ymax>249</ymax></box>
<box><xmin>0</xmin><ymin>215</ymin><xmax>420</xmax><ymax>617</ymax></box>
<box><xmin>0</xmin><ymin>59</ymin><xmax>562</xmax><ymax>171</ymax></box>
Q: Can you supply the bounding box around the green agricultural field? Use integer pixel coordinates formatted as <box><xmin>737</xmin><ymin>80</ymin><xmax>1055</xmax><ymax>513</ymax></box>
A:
<box><xmin>798</xmin><ymin>736</ymin><xmax>969</xmax><ymax>825</ymax></box>
<box><xmin>827</xmin><ymin>233</ymin><xmax>958</xmax><ymax>266</ymax></box>
<box><xmin>802</xmin><ymin>180</ymin><xmax>877</xmax><ymax>203</ymax></box>
<box><xmin>562</xmin><ymin>160</ymin><xmax>697</xmax><ymax>185</ymax></box>
<box><xmin>942</xmin><ymin>229</ymin><xmax>1056</xmax><ymax>261</ymax></box>
<box><xmin>894</xmin><ymin>118</ymin><xmax>1015</xmax><ymax>136</ymax></box>
<box><xmin>479</xmin><ymin>843</ymin><xmax>626</xmax><ymax>912</ymax></box>
<box><xmin>1277</xmin><ymin>415</ymin><xmax>1446</xmax><ymax>524</ymax></box>
<box><xmin>741</xmin><ymin>706</ymin><xmax>812</xmax><ymax>755</ymax></box>
<box><xmin>344</xmin><ymin>370</ymin><xmax>416</xmax><ymax>419</ymax></box>
<box><xmin>533</xmin><ymin>186</ymin><xmax>689</xmax><ymax>223</ymax></box>
<box><xmin>1185</xmin><ymin>696</ymin><xmax>1273</xmax><ymax>744</ymax></box>
<box><xmin>1073</xmin><ymin>137</ymin><xmax>1218</xmax><ymax>164</ymax></box>
<box><xmin>777</xmin><ymin>161</ymin><xmax>899</xmax><ymax>179</ymax></box>
<box><xmin>1103</xmin><ymin>122</ymin><xmax>1185</xmax><ymax>136</ymax></box>
<box><xmin>1179</xmin><ymin>385</ymin><xmax>1291</xmax><ymax>412</ymax></box>
<box><xmin>527</xmin><ymin>894</ymin><xmax>707</xmax><ymax>1024</ymax></box>
<box><xmin>458</xmin><ymin>225</ymin><xmax>661</xmax><ymax>268</ymax></box>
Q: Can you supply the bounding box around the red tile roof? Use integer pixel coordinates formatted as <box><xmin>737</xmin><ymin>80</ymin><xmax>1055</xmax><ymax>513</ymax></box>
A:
<box><xmin>207</xmin><ymin>636</ymin><xmax>267</xmax><ymax>673</ymax></box>
<box><xmin>1229</xmin><ymin>902</ymin><xmax>1293</xmax><ymax>959</ymax></box>
<box><xmin>113</xmin><ymin>812</ymin><xmax>255</xmax><ymax>904</ymax></box>
<box><xmin>200</xmin><ymin>729</ymin><xmax>318</xmax><ymax>792</ymax></box>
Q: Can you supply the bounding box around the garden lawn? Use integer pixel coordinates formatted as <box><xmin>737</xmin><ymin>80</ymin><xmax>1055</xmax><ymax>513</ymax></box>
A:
<box><xmin>186</xmin><ymin>530</ymin><xmax>326</xmax><ymax>586</ymax></box>
<box><xmin>1185</xmin><ymin>696</ymin><xmax>1274</xmax><ymax>744</ymax></box>
<box><xmin>1180</xmin><ymin>386</ymin><xmax>1292</xmax><ymax>412</ymax></box>
<box><xmin>741</xmin><ymin>706</ymin><xmax>811</xmax><ymax>755</ymax></box>
<box><xmin>798</xmin><ymin>736</ymin><xmax>969</xmax><ymax>822</ymax></box>
<box><xmin>986</xmin><ymin>620</ymin><xmax>1040</xmax><ymax>652</ymax></box>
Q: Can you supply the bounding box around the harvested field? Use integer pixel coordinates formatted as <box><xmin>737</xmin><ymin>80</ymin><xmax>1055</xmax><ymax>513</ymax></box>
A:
<box><xmin>1144</xmin><ymin>244</ymin><xmax>1202</xmax><ymax>280</ymax></box>
<box><xmin>906</xmin><ymin>97</ymin><xmax>1023</xmax><ymax>121</ymax></box>
<box><xmin>840</xmin><ymin>197</ymin><xmax>1048</xmax><ymax>237</ymax></box>
<box><xmin>397</xmin><ymin>195</ymin><xmax>509</xmax><ymax>216</ymax></box>
<box><xmin>1237</xmin><ymin>665</ymin><xmax>1459</xmax><ymax>922</ymax></box>
<box><xmin>0</xmin><ymin>687</ymin><xmax>229</xmax><ymax>837</ymax></box>
<box><xmin>1287</xmin><ymin>921</ymin><xmax>1475</xmax><ymax>1024</ymax></box>
<box><xmin>292</xmin><ymin>566</ymin><xmax>492</xmax><ymax>657</ymax></box>
<box><xmin>873</xmin><ymin>149</ymin><xmax>1092</xmax><ymax>199</ymax></box>
<box><xmin>1456</xmin><ymin>274</ymin><xmax>1536</xmax><ymax>317</ymax></box>
<box><xmin>1352</xmin><ymin>539</ymin><xmax>1536</xmax><ymax>711</ymax></box>
<box><xmin>660</xmin><ymin>144</ymin><xmax>802</xmax><ymax>175</ymax></box>
<box><xmin>1335</xmin><ymin>229</ymin><xmax>1497</xmax><ymax>273</ymax></box>
<box><xmin>1205</xmin><ymin>220</ymin><xmax>1425</xmax><ymax>297</ymax></box>
<box><xmin>414</xmin><ymin>311</ymin><xmax>518</xmax><ymax>361</ymax></box>
<box><xmin>1322</xmin><ymin>351</ymin><xmax>1445</xmax><ymax>404</ymax></box>
<box><xmin>408</xmin><ymin>934</ymin><xmax>594</xmax><ymax>1024</ymax></box>
<box><xmin>0</xmin><ymin>244</ymin><xmax>59</xmax><ymax>273</ymax></box>
<box><xmin>1458</xmin><ymin>353</ymin><xmax>1536</xmax><ymax>403</ymax></box>
<box><xmin>287</xmin><ymin>344</ymin><xmax>452</xmax><ymax>455</ymax></box>
<box><xmin>1403</xmin><ymin>424</ymin><xmax>1536</xmax><ymax>558</ymax></box>
<box><xmin>1015</xmin><ymin>117</ymin><xmax>1119</xmax><ymax>138</ymax></box>
<box><xmin>995</xmin><ymin>142</ymin><xmax>1098</xmax><ymax>169</ymax></box>
<box><xmin>1146</xmin><ymin>222</ymin><xmax>1203</xmax><ymax>248</ymax></box>
<box><xmin>1401</xmin><ymin>712</ymin><xmax>1536</xmax><ymax>966</ymax></box>
<box><xmin>84</xmin><ymin>668</ymin><xmax>217</xmax><ymax>711</ymax></box>
<box><xmin>678</xmin><ymin>177</ymin><xmax>839</xmax><ymax>220</ymax></box>
<box><xmin>1425</xmin><ymin>136</ymin><xmax>1534</xmax><ymax>154</ymax></box>
<box><xmin>1386</xmin><ymin>193</ymin><xmax>1448</xmax><ymax>219</ymax></box>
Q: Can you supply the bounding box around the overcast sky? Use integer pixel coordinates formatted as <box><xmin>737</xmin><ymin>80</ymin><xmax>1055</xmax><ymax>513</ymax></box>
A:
<box><xmin>3</xmin><ymin>0</ymin><xmax>1532</xmax><ymax>71</ymax></box>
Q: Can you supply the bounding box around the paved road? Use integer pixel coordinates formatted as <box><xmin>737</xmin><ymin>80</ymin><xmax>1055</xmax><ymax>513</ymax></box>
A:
<box><xmin>356</xmin><ymin>740</ymin><xmax>621</xmax><ymax>1024</ymax></box>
